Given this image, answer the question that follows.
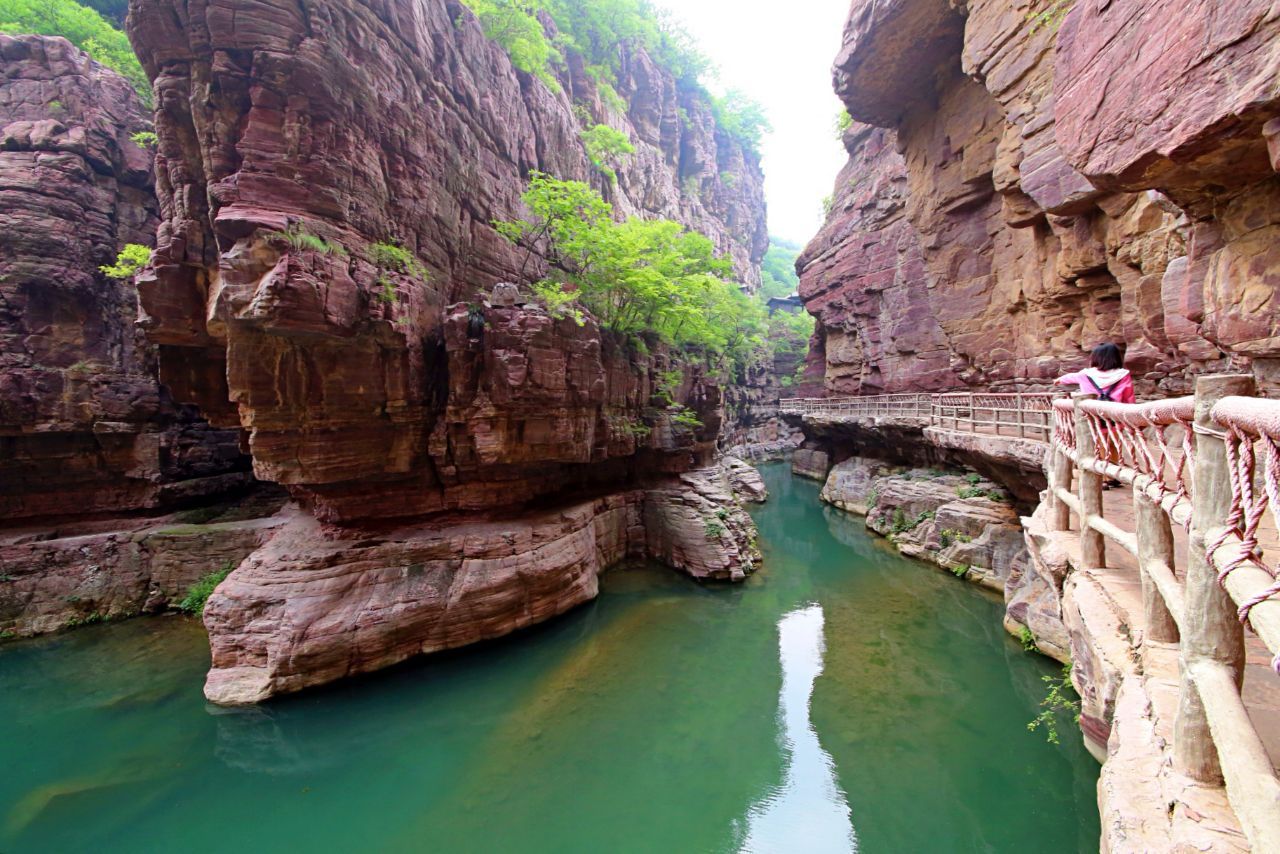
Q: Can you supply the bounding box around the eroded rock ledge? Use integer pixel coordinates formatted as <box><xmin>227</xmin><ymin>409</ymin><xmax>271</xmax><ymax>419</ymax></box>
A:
<box><xmin>817</xmin><ymin>456</ymin><xmax>1027</xmax><ymax>592</ymax></box>
<box><xmin>205</xmin><ymin>463</ymin><xmax>760</xmax><ymax>705</ymax></box>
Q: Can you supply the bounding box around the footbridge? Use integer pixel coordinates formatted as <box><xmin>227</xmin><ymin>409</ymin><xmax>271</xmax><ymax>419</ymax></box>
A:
<box><xmin>783</xmin><ymin>378</ymin><xmax>1280</xmax><ymax>851</ymax></box>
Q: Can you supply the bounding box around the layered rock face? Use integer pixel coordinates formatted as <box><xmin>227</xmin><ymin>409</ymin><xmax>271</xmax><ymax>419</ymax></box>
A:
<box><xmin>0</xmin><ymin>35</ymin><xmax>249</xmax><ymax>523</ymax></box>
<box><xmin>122</xmin><ymin>0</ymin><xmax>768</xmax><ymax>700</ymax></box>
<box><xmin>800</xmin><ymin>0</ymin><xmax>1280</xmax><ymax>396</ymax></box>
<box><xmin>126</xmin><ymin>0</ymin><xmax>768</xmax><ymax>522</ymax></box>
<box><xmin>193</xmin><ymin>297</ymin><xmax>764</xmax><ymax>702</ymax></box>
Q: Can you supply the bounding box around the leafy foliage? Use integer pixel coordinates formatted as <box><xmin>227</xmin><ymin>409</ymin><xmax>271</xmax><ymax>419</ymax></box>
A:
<box><xmin>579</xmin><ymin>123</ymin><xmax>634</xmax><ymax>183</ymax></box>
<box><xmin>1028</xmin><ymin>663</ymin><xmax>1082</xmax><ymax>744</ymax></box>
<box><xmin>0</xmin><ymin>0</ymin><xmax>150</xmax><ymax>103</ymax></box>
<box><xmin>670</xmin><ymin>407</ymin><xmax>703</xmax><ymax>430</ymax></box>
<box><xmin>370</xmin><ymin>241</ymin><xmax>429</xmax><ymax>279</ymax></box>
<box><xmin>759</xmin><ymin>238</ymin><xmax>800</xmax><ymax>300</ymax></box>
<box><xmin>99</xmin><ymin>243</ymin><xmax>149</xmax><ymax>279</ymax></box>
<box><xmin>457</xmin><ymin>0</ymin><xmax>767</xmax><ymax>153</ymax></box>
<box><xmin>457</xmin><ymin>0</ymin><xmax>562</xmax><ymax>90</ymax></box>
<box><xmin>889</xmin><ymin>508</ymin><xmax>934</xmax><ymax>535</ymax></box>
<box><xmin>129</xmin><ymin>130</ymin><xmax>157</xmax><ymax>148</ymax></box>
<box><xmin>767</xmin><ymin>310</ymin><xmax>813</xmax><ymax>363</ymax></box>
<box><xmin>1019</xmin><ymin>625</ymin><xmax>1037</xmax><ymax>652</ymax></box>
<box><xmin>957</xmin><ymin>485</ymin><xmax>1006</xmax><ymax>502</ymax></box>
<box><xmin>531</xmin><ymin>279</ymin><xmax>585</xmax><ymax>324</ymax></box>
<box><xmin>703</xmin><ymin>519</ymin><xmax>724</xmax><ymax>540</ymax></box>
<box><xmin>710</xmin><ymin>90</ymin><xmax>771</xmax><ymax>155</ymax></box>
<box><xmin>496</xmin><ymin>173</ymin><xmax>767</xmax><ymax>375</ymax></box>
<box><xmin>1027</xmin><ymin>0</ymin><xmax>1073</xmax><ymax>34</ymax></box>
<box><xmin>176</xmin><ymin>564</ymin><xmax>234</xmax><ymax>615</ymax></box>
<box><xmin>369</xmin><ymin>241</ymin><xmax>428</xmax><ymax>306</ymax></box>
<box><xmin>264</xmin><ymin>223</ymin><xmax>347</xmax><ymax>257</ymax></box>
<box><xmin>833</xmin><ymin>108</ymin><xmax>853</xmax><ymax>139</ymax></box>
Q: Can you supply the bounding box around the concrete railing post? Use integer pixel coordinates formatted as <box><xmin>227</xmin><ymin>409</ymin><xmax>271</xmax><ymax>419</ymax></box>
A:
<box><xmin>1048</xmin><ymin>439</ymin><xmax>1073</xmax><ymax>532</ymax></box>
<box><xmin>1134</xmin><ymin>488</ymin><xmax>1179</xmax><ymax>643</ymax></box>
<box><xmin>1073</xmin><ymin>392</ymin><xmax>1106</xmax><ymax>569</ymax></box>
<box><xmin>1174</xmin><ymin>373</ymin><xmax>1254</xmax><ymax>782</ymax></box>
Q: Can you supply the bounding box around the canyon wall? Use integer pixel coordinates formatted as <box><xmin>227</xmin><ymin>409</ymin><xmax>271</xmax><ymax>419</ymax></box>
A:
<box><xmin>115</xmin><ymin>0</ymin><xmax>768</xmax><ymax>700</ymax></box>
<box><xmin>0</xmin><ymin>34</ymin><xmax>258</xmax><ymax>633</ymax></box>
<box><xmin>0</xmin><ymin>34</ymin><xmax>250</xmax><ymax>523</ymax></box>
<box><xmin>126</xmin><ymin>0</ymin><xmax>768</xmax><ymax>523</ymax></box>
<box><xmin>799</xmin><ymin>0</ymin><xmax>1280</xmax><ymax>397</ymax></box>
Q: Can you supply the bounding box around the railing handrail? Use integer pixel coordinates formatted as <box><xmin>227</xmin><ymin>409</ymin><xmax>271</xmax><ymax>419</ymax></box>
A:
<box><xmin>1045</xmin><ymin>380</ymin><xmax>1280</xmax><ymax>851</ymax></box>
<box><xmin>783</xmin><ymin>383</ymin><xmax>1280</xmax><ymax>846</ymax></box>
<box><xmin>779</xmin><ymin>391</ymin><xmax>1063</xmax><ymax>440</ymax></box>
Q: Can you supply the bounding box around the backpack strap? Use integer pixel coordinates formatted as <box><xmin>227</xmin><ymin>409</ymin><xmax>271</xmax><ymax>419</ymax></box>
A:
<box><xmin>1083</xmin><ymin>374</ymin><xmax>1119</xmax><ymax>401</ymax></box>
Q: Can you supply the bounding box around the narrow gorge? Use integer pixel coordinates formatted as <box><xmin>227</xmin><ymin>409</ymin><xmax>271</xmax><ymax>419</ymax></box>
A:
<box><xmin>3</xmin><ymin>0</ymin><xmax>1280</xmax><ymax>851</ymax></box>
<box><xmin>788</xmin><ymin>1</ymin><xmax>1280</xmax><ymax>850</ymax></box>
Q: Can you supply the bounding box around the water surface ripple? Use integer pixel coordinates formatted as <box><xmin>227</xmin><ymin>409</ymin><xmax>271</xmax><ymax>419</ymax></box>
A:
<box><xmin>0</xmin><ymin>463</ymin><xmax>1099</xmax><ymax>852</ymax></box>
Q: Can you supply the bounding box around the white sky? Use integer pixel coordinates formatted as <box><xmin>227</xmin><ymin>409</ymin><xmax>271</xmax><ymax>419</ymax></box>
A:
<box><xmin>652</xmin><ymin>0</ymin><xmax>852</xmax><ymax>245</ymax></box>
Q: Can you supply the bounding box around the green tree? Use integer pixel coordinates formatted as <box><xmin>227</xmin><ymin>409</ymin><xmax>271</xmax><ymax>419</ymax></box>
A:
<box><xmin>99</xmin><ymin>243</ymin><xmax>150</xmax><ymax>279</ymax></box>
<box><xmin>0</xmin><ymin>0</ymin><xmax>150</xmax><ymax>103</ymax></box>
<box><xmin>457</xmin><ymin>0</ymin><xmax>562</xmax><ymax>90</ymax></box>
<box><xmin>497</xmin><ymin>172</ymin><xmax>767</xmax><ymax>374</ymax></box>
<box><xmin>457</xmin><ymin>0</ymin><xmax>766</xmax><ymax>154</ymax></box>
<box><xmin>759</xmin><ymin>238</ymin><xmax>800</xmax><ymax>299</ymax></box>
<box><xmin>710</xmin><ymin>90</ymin><xmax>771</xmax><ymax>155</ymax></box>
<box><xmin>579</xmin><ymin>123</ymin><xmax>635</xmax><ymax>184</ymax></box>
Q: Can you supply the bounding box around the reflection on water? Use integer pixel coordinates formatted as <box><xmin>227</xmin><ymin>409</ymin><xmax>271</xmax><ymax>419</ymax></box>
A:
<box><xmin>742</xmin><ymin>604</ymin><xmax>856</xmax><ymax>853</ymax></box>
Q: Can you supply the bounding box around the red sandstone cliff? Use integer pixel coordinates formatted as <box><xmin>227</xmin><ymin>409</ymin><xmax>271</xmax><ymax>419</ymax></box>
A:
<box><xmin>799</xmin><ymin>0</ymin><xmax>1280</xmax><ymax>397</ymax></box>
<box><xmin>125</xmin><ymin>0</ymin><xmax>769</xmax><ymax>521</ymax></box>
<box><xmin>0</xmin><ymin>34</ymin><xmax>249</xmax><ymax>522</ymax></box>
<box><xmin>114</xmin><ymin>0</ymin><xmax>768</xmax><ymax>701</ymax></box>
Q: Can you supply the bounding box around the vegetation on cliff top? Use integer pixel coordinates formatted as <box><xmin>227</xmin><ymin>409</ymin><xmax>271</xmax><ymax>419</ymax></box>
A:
<box><xmin>759</xmin><ymin>238</ymin><xmax>800</xmax><ymax>300</ymax></box>
<box><xmin>498</xmin><ymin>172</ymin><xmax>768</xmax><ymax>374</ymax></box>
<box><xmin>0</xmin><ymin>0</ymin><xmax>150</xmax><ymax>104</ymax></box>
<box><xmin>459</xmin><ymin>0</ymin><xmax>769</xmax><ymax>153</ymax></box>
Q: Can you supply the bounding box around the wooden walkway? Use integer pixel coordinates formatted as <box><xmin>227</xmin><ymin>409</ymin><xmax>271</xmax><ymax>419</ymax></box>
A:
<box><xmin>784</xmin><ymin>385</ymin><xmax>1280</xmax><ymax>847</ymax></box>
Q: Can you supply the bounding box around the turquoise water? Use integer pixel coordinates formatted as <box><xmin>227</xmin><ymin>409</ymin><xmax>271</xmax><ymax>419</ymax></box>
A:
<box><xmin>0</xmin><ymin>464</ymin><xmax>1099</xmax><ymax>852</ymax></box>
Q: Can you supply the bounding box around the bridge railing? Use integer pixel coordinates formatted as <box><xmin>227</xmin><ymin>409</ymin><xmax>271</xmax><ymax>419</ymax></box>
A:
<box><xmin>932</xmin><ymin>392</ymin><xmax>1060</xmax><ymax>440</ymax></box>
<box><xmin>777</xmin><ymin>394</ymin><xmax>932</xmax><ymax>420</ymax></box>
<box><xmin>1045</xmin><ymin>375</ymin><xmax>1280</xmax><ymax>851</ymax></box>
<box><xmin>779</xmin><ymin>391</ymin><xmax>1061</xmax><ymax>439</ymax></box>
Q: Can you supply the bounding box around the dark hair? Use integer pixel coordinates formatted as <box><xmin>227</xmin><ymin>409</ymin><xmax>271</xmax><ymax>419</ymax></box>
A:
<box><xmin>1090</xmin><ymin>343</ymin><xmax>1124</xmax><ymax>371</ymax></box>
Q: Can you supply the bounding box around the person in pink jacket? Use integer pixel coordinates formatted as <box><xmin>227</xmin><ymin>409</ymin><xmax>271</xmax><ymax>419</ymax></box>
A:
<box><xmin>1058</xmin><ymin>342</ymin><xmax>1134</xmax><ymax>488</ymax></box>
<box><xmin>1057</xmin><ymin>343</ymin><xmax>1135</xmax><ymax>404</ymax></box>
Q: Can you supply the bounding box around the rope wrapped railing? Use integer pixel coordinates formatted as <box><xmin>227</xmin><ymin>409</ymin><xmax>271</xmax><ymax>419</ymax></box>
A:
<box><xmin>1207</xmin><ymin>397</ymin><xmax>1280</xmax><ymax>666</ymax></box>
<box><xmin>1046</xmin><ymin>378</ymin><xmax>1280</xmax><ymax>851</ymax></box>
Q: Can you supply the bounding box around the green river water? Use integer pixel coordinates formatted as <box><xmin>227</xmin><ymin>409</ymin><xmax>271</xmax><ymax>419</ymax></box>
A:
<box><xmin>0</xmin><ymin>463</ymin><xmax>1100</xmax><ymax>852</ymax></box>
